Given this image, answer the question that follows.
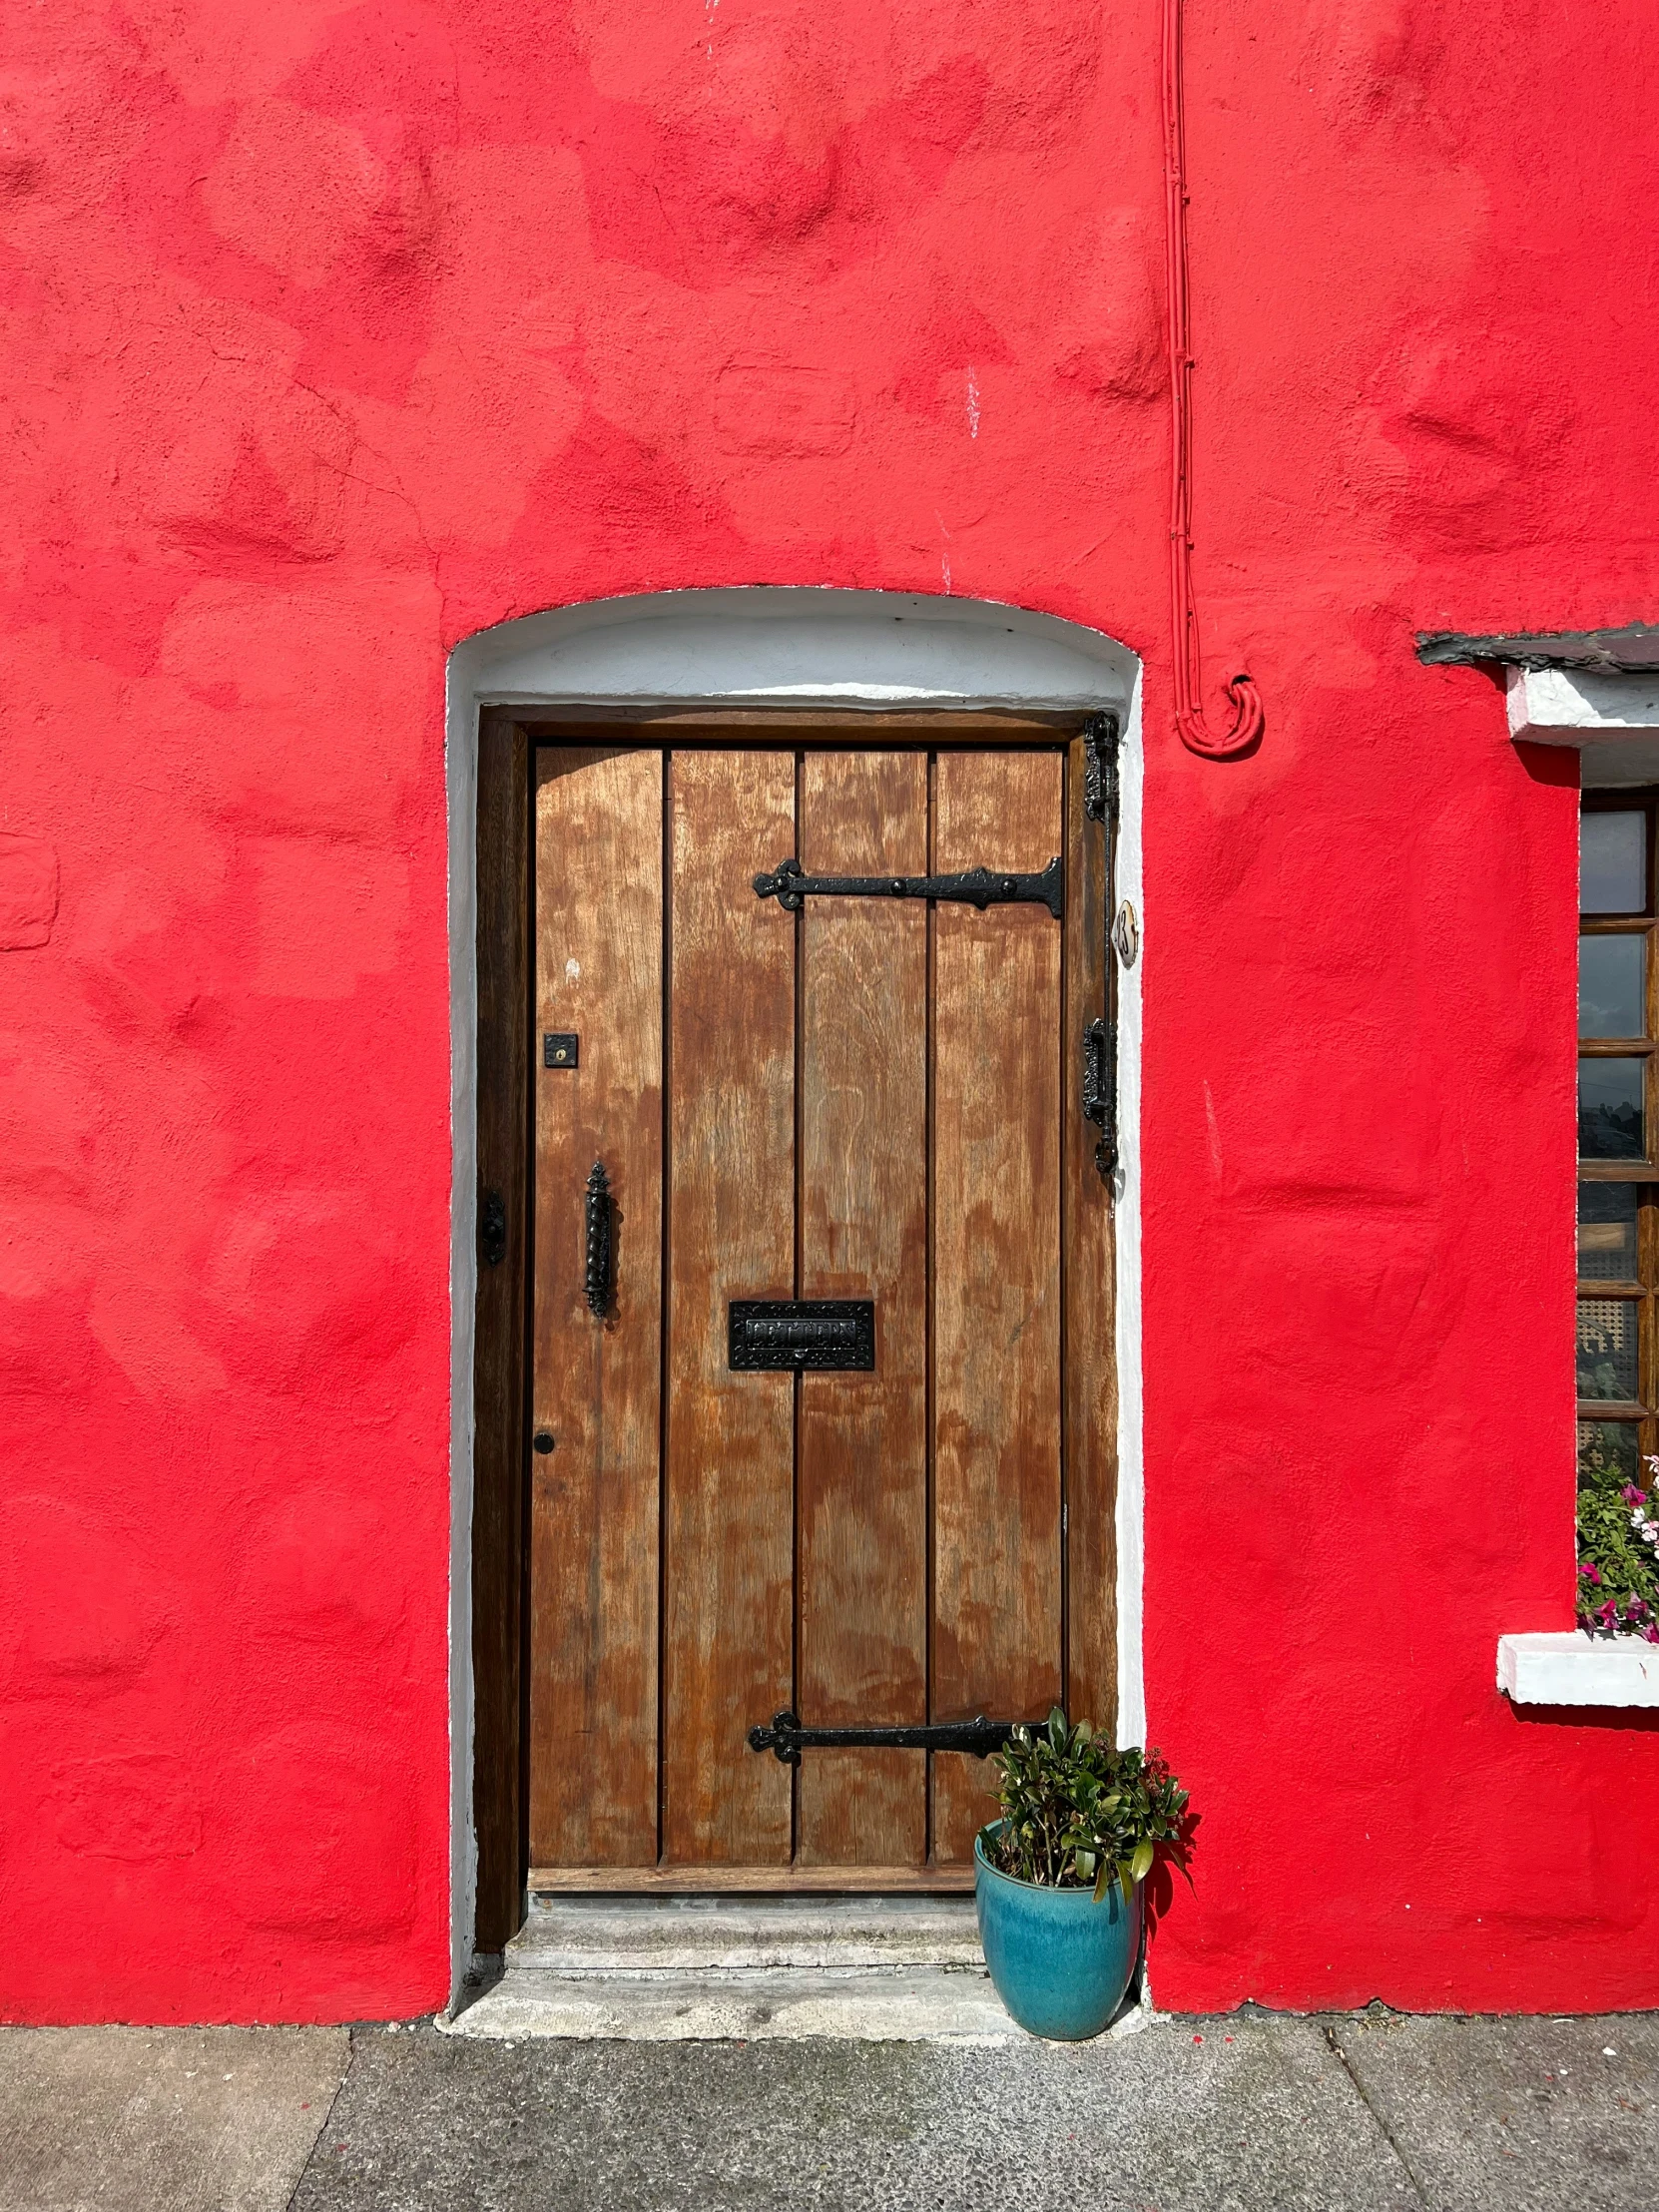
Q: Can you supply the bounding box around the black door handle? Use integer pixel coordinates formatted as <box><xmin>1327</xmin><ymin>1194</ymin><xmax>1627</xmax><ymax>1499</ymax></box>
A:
<box><xmin>584</xmin><ymin>1162</ymin><xmax>613</xmax><ymax>1318</ymax></box>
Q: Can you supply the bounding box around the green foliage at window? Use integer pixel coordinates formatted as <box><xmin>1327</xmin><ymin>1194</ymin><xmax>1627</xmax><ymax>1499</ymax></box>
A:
<box><xmin>1578</xmin><ymin>1452</ymin><xmax>1659</xmax><ymax>1640</ymax></box>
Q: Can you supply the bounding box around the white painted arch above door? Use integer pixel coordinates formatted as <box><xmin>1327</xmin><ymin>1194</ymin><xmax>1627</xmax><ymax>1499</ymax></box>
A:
<box><xmin>452</xmin><ymin>586</ymin><xmax>1139</xmax><ymax>716</ymax></box>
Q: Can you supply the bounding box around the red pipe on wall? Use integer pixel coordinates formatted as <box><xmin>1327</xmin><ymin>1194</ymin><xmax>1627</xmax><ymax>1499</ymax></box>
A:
<box><xmin>1163</xmin><ymin>0</ymin><xmax>1265</xmax><ymax>758</ymax></box>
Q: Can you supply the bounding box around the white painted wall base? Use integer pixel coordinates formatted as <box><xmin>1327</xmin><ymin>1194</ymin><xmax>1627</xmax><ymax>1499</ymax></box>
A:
<box><xmin>1496</xmin><ymin>1631</ymin><xmax>1659</xmax><ymax>1707</ymax></box>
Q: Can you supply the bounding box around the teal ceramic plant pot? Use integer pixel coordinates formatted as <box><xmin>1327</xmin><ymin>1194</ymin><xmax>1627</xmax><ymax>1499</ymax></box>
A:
<box><xmin>974</xmin><ymin>1823</ymin><xmax>1143</xmax><ymax>2041</ymax></box>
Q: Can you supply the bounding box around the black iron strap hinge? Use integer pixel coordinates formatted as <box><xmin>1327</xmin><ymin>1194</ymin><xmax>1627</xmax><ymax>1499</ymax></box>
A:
<box><xmin>755</xmin><ymin>855</ymin><xmax>1062</xmax><ymax>919</ymax></box>
<box><xmin>1083</xmin><ymin>709</ymin><xmax>1120</xmax><ymax>825</ymax></box>
<box><xmin>748</xmin><ymin>1710</ymin><xmax>1034</xmax><ymax>1766</ymax></box>
<box><xmin>1082</xmin><ymin>710</ymin><xmax>1122</xmax><ymax>1185</ymax></box>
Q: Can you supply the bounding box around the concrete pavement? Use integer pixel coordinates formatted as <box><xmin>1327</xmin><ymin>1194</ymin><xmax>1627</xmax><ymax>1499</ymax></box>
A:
<box><xmin>2</xmin><ymin>2009</ymin><xmax>1655</xmax><ymax>2211</ymax></box>
<box><xmin>0</xmin><ymin>2023</ymin><xmax>350</xmax><ymax>2211</ymax></box>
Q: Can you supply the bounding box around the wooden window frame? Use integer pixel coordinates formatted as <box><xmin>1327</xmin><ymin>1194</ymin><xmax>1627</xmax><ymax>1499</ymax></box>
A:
<box><xmin>1577</xmin><ymin>791</ymin><xmax>1659</xmax><ymax>1483</ymax></box>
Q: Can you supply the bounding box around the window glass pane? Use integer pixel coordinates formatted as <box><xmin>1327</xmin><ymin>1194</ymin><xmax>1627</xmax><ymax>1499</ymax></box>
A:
<box><xmin>1579</xmin><ymin>1056</ymin><xmax>1646</xmax><ymax>1158</ymax></box>
<box><xmin>1577</xmin><ymin>1420</ymin><xmax>1641</xmax><ymax>1485</ymax></box>
<box><xmin>1576</xmin><ymin>1299</ymin><xmax>1640</xmax><ymax>1400</ymax></box>
<box><xmin>1578</xmin><ymin>1182</ymin><xmax>1639</xmax><ymax>1281</ymax></box>
<box><xmin>1582</xmin><ymin>812</ymin><xmax>1646</xmax><ymax>913</ymax></box>
<box><xmin>1579</xmin><ymin>933</ymin><xmax>1646</xmax><ymax>1037</ymax></box>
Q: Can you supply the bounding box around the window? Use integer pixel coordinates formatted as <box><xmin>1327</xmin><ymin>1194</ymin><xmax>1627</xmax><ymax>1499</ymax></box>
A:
<box><xmin>1578</xmin><ymin>795</ymin><xmax>1659</xmax><ymax>1485</ymax></box>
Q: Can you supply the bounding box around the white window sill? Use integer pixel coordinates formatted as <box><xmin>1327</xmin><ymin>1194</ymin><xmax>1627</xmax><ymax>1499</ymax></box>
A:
<box><xmin>1497</xmin><ymin>1631</ymin><xmax>1659</xmax><ymax>1707</ymax></box>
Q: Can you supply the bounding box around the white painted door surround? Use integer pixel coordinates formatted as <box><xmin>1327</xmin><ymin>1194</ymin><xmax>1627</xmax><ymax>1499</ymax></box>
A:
<box><xmin>443</xmin><ymin>588</ymin><xmax>1146</xmax><ymax>1997</ymax></box>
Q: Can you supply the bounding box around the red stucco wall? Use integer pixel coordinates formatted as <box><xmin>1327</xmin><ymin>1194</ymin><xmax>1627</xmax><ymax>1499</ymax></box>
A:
<box><xmin>3</xmin><ymin>0</ymin><xmax>1656</xmax><ymax>2021</ymax></box>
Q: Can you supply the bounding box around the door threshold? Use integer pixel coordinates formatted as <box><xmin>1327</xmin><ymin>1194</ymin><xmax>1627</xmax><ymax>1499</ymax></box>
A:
<box><xmin>446</xmin><ymin>1892</ymin><xmax>1027</xmax><ymax>2045</ymax></box>
<box><xmin>527</xmin><ymin>1865</ymin><xmax>976</xmax><ymax>1896</ymax></box>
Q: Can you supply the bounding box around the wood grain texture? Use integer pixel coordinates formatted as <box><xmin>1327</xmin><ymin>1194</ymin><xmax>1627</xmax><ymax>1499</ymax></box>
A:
<box><xmin>797</xmin><ymin>751</ymin><xmax>929</xmax><ymax>1867</ymax></box>
<box><xmin>529</xmin><ymin>748</ymin><xmax>664</xmax><ymax>1867</ymax></box>
<box><xmin>512</xmin><ymin>732</ymin><xmax>1100</xmax><ymax>1889</ymax></box>
<box><xmin>472</xmin><ymin>711</ymin><xmax>530</xmax><ymax>1948</ymax></box>
<box><xmin>664</xmin><ymin>750</ymin><xmax>797</xmax><ymax>1864</ymax></box>
<box><xmin>528</xmin><ymin>1864</ymin><xmax>974</xmax><ymax>1895</ymax></box>
<box><xmin>1063</xmin><ymin>732</ymin><xmax>1119</xmax><ymax>1740</ymax></box>
<box><xmin>930</xmin><ymin>751</ymin><xmax>1065</xmax><ymax>1863</ymax></box>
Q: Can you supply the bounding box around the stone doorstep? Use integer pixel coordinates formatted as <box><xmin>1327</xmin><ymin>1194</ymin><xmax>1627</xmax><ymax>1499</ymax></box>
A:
<box><xmin>449</xmin><ymin>1967</ymin><xmax>1021</xmax><ymax>2044</ymax></box>
<box><xmin>505</xmin><ymin>1893</ymin><xmax>986</xmax><ymax>1972</ymax></box>
<box><xmin>444</xmin><ymin>1895</ymin><xmax>1150</xmax><ymax>2044</ymax></box>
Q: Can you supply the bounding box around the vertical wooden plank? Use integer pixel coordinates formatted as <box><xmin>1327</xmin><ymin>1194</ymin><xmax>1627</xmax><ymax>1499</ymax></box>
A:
<box><xmin>472</xmin><ymin>711</ymin><xmax>529</xmax><ymax>1946</ymax></box>
<box><xmin>664</xmin><ymin>750</ymin><xmax>796</xmax><ymax>1864</ymax></box>
<box><xmin>797</xmin><ymin>751</ymin><xmax>929</xmax><ymax>1867</ymax></box>
<box><xmin>529</xmin><ymin>748</ymin><xmax>663</xmax><ymax>1867</ymax></box>
<box><xmin>930</xmin><ymin>750</ymin><xmax>1065</xmax><ymax>1863</ymax></box>
<box><xmin>1064</xmin><ymin>732</ymin><xmax>1119</xmax><ymax>1740</ymax></box>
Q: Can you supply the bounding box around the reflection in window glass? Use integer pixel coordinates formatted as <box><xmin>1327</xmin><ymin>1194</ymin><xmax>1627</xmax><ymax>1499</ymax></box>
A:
<box><xmin>1579</xmin><ymin>1056</ymin><xmax>1646</xmax><ymax>1158</ymax></box>
<box><xmin>1576</xmin><ymin>1300</ymin><xmax>1639</xmax><ymax>1400</ymax></box>
<box><xmin>1582</xmin><ymin>812</ymin><xmax>1646</xmax><ymax>913</ymax></box>
<box><xmin>1577</xmin><ymin>1419</ymin><xmax>1641</xmax><ymax>1485</ymax></box>
<box><xmin>1579</xmin><ymin>933</ymin><xmax>1646</xmax><ymax>1038</ymax></box>
<box><xmin>1578</xmin><ymin>1183</ymin><xmax>1639</xmax><ymax>1281</ymax></box>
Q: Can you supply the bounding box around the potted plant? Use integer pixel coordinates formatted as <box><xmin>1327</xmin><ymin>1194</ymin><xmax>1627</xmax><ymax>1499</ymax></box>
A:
<box><xmin>975</xmin><ymin>1709</ymin><xmax>1192</xmax><ymax>2040</ymax></box>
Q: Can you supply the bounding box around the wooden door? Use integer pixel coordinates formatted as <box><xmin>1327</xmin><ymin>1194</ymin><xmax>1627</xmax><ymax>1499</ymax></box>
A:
<box><xmin>528</xmin><ymin>737</ymin><xmax>1115</xmax><ymax>1886</ymax></box>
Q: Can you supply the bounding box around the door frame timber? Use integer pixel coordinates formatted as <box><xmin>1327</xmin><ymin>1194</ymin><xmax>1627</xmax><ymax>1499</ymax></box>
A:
<box><xmin>473</xmin><ymin>708</ymin><xmax>1124</xmax><ymax>1939</ymax></box>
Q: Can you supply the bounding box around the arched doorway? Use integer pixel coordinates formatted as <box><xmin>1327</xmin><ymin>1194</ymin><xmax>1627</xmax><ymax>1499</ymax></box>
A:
<box><xmin>447</xmin><ymin>590</ymin><xmax>1144</xmax><ymax>1973</ymax></box>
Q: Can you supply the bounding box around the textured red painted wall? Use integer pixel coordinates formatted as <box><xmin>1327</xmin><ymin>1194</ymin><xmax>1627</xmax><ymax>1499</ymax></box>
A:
<box><xmin>1</xmin><ymin>0</ymin><xmax>1654</xmax><ymax>2021</ymax></box>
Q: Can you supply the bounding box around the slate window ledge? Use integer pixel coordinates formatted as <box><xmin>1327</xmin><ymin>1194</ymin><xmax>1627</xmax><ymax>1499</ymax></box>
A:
<box><xmin>1497</xmin><ymin>1631</ymin><xmax>1659</xmax><ymax>1707</ymax></box>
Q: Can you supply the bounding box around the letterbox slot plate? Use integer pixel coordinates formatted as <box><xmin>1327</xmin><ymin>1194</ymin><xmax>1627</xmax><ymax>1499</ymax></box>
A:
<box><xmin>728</xmin><ymin>1299</ymin><xmax>875</xmax><ymax>1373</ymax></box>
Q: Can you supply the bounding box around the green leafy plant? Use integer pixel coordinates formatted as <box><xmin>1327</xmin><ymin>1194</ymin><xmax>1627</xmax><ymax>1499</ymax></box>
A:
<box><xmin>983</xmin><ymin>1709</ymin><xmax>1193</xmax><ymax>1903</ymax></box>
<box><xmin>1577</xmin><ymin>1448</ymin><xmax>1659</xmax><ymax>1641</ymax></box>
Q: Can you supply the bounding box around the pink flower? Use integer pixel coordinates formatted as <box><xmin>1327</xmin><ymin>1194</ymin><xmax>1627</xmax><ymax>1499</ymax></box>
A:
<box><xmin>1580</xmin><ymin>1560</ymin><xmax>1603</xmax><ymax>1584</ymax></box>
